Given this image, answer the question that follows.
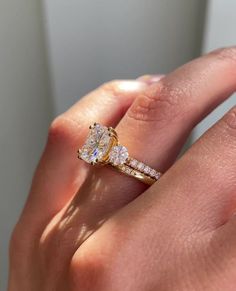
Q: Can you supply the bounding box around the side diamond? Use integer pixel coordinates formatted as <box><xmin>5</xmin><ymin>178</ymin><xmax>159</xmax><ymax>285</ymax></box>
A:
<box><xmin>109</xmin><ymin>145</ymin><xmax>129</xmax><ymax>166</ymax></box>
<box><xmin>143</xmin><ymin>166</ymin><xmax>151</xmax><ymax>174</ymax></box>
<box><xmin>130</xmin><ymin>159</ymin><xmax>138</xmax><ymax>168</ymax></box>
<box><xmin>150</xmin><ymin>169</ymin><xmax>156</xmax><ymax>177</ymax></box>
<box><xmin>155</xmin><ymin>172</ymin><xmax>161</xmax><ymax>180</ymax></box>
<box><xmin>137</xmin><ymin>162</ymin><xmax>144</xmax><ymax>171</ymax></box>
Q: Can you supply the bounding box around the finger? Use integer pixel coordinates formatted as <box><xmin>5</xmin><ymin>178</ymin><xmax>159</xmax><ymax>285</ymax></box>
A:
<box><xmin>92</xmin><ymin>46</ymin><xmax>236</xmax><ymax>213</ymax></box>
<box><xmin>70</xmin><ymin>109</ymin><xmax>236</xmax><ymax>291</ymax></box>
<box><xmin>137</xmin><ymin>74</ymin><xmax>165</xmax><ymax>84</ymax></box>
<box><xmin>78</xmin><ymin>46</ymin><xmax>236</xmax><ymax>212</ymax></box>
<box><xmin>48</xmin><ymin>48</ymin><xmax>236</xmax><ymax>250</ymax></box>
<box><xmin>39</xmin><ymin>47</ymin><xmax>236</xmax><ymax>281</ymax></box>
<box><xmin>117</xmin><ymin>46</ymin><xmax>236</xmax><ymax>171</ymax></box>
<box><xmin>17</xmin><ymin>80</ymin><xmax>147</xmax><ymax>235</ymax></box>
<box><xmin>132</xmin><ymin>105</ymin><xmax>236</xmax><ymax>235</ymax></box>
<box><xmin>75</xmin><ymin>106</ymin><xmax>236</xmax><ymax>278</ymax></box>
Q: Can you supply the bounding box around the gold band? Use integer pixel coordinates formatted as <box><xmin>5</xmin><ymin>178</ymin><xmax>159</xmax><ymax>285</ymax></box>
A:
<box><xmin>112</xmin><ymin>164</ymin><xmax>160</xmax><ymax>185</ymax></box>
<box><xmin>78</xmin><ymin>123</ymin><xmax>162</xmax><ymax>185</ymax></box>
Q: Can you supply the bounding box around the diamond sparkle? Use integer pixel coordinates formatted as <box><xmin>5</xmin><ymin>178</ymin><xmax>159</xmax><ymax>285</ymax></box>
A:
<box><xmin>79</xmin><ymin>123</ymin><xmax>112</xmax><ymax>164</ymax></box>
<box><xmin>109</xmin><ymin>145</ymin><xmax>129</xmax><ymax>166</ymax></box>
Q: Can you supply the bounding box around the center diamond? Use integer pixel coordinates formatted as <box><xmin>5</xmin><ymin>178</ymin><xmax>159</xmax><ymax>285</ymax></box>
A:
<box><xmin>109</xmin><ymin>145</ymin><xmax>129</xmax><ymax>166</ymax></box>
<box><xmin>80</xmin><ymin>123</ymin><xmax>112</xmax><ymax>164</ymax></box>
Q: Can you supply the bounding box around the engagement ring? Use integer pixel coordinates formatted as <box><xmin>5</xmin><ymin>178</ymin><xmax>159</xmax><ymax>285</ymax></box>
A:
<box><xmin>78</xmin><ymin>123</ymin><xmax>162</xmax><ymax>185</ymax></box>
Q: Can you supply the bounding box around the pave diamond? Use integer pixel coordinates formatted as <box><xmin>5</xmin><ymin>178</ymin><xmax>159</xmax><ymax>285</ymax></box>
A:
<box><xmin>130</xmin><ymin>159</ymin><xmax>138</xmax><ymax>168</ymax></box>
<box><xmin>137</xmin><ymin>162</ymin><xmax>144</xmax><ymax>171</ymax></box>
<box><xmin>109</xmin><ymin>145</ymin><xmax>129</xmax><ymax>166</ymax></box>
<box><xmin>155</xmin><ymin>172</ymin><xmax>161</xmax><ymax>180</ymax></box>
<box><xmin>79</xmin><ymin>123</ymin><xmax>112</xmax><ymax>164</ymax></box>
<box><xmin>150</xmin><ymin>169</ymin><xmax>156</xmax><ymax>177</ymax></box>
<box><xmin>143</xmin><ymin>166</ymin><xmax>151</xmax><ymax>174</ymax></box>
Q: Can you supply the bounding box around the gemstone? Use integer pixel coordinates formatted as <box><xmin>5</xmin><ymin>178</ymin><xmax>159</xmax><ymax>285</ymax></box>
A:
<box><xmin>150</xmin><ymin>169</ymin><xmax>156</xmax><ymax>177</ymax></box>
<box><xmin>109</xmin><ymin>145</ymin><xmax>129</xmax><ymax>166</ymax></box>
<box><xmin>137</xmin><ymin>162</ymin><xmax>144</xmax><ymax>171</ymax></box>
<box><xmin>130</xmin><ymin>159</ymin><xmax>138</xmax><ymax>168</ymax></box>
<box><xmin>155</xmin><ymin>172</ymin><xmax>161</xmax><ymax>180</ymax></box>
<box><xmin>144</xmin><ymin>166</ymin><xmax>150</xmax><ymax>174</ymax></box>
<box><xmin>79</xmin><ymin>123</ymin><xmax>112</xmax><ymax>164</ymax></box>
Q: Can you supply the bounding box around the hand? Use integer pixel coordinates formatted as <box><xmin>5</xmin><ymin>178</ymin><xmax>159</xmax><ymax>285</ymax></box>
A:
<box><xmin>9</xmin><ymin>47</ymin><xmax>236</xmax><ymax>291</ymax></box>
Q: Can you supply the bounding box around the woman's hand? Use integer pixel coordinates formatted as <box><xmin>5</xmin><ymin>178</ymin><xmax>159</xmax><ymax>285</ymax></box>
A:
<box><xmin>9</xmin><ymin>47</ymin><xmax>236</xmax><ymax>291</ymax></box>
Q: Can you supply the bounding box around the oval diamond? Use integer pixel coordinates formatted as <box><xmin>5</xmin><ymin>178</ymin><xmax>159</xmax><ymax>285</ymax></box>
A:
<box><xmin>80</xmin><ymin>123</ymin><xmax>112</xmax><ymax>164</ymax></box>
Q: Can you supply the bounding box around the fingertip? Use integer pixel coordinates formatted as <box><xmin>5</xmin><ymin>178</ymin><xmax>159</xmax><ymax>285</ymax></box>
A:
<box><xmin>137</xmin><ymin>74</ymin><xmax>165</xmax><ymax>85</ymax></box>
<box><xmin>114</xmin><ymin>80</ymin><xmax>148</xmax><ymax>92</ymax></box>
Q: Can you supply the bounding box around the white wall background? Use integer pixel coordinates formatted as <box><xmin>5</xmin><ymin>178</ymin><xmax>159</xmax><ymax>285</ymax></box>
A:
<box><xmin>0</xmin><ymin>1</ymin><xmax>52</xmax><ymax>289</ymax></box>
<box><xmin>1</xmin><ymin>0</ymin><xmax>236</xmax><ymax>289</ymax></box>
<box><xmin>193</xmin><ymin>0</ymin><xmax>236</xmax><ymax>140</ymax></box>
<box><xmin>43</xmin><ymin>0</ymin><xmax>206</xmax><ymax>114</ymax></box>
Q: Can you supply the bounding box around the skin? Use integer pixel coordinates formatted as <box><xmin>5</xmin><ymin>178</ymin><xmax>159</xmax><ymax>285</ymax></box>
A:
<box><xmin>8</xmin><ymin>46</ymin><xmax>236</xmax><ymax>291</ymax></box>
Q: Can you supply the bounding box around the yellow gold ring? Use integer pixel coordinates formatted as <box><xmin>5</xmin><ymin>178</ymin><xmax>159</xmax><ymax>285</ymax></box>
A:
<box><xmin>78</xmin><ymin>123</ymin><xmax>162</xmax><ymax>185</ymax></box>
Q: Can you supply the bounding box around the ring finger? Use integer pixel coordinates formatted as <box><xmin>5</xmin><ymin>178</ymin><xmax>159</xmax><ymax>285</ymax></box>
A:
<box><xmin>79</xmin><ymin>46</ymin><xmax>236</xmax><ymax>214</ymax></box>
<box><xmin>52</xmin><ymin>47</ymin><xmax>236</xmax><ymax>242</ymax></box>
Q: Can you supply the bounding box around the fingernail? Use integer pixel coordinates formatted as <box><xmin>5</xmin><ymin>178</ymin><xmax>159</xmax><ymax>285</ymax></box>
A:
<box><xmin>137</xmin><ymin>74</ymin><xmax>165</xmax><ymax>85</ymax></box>
<box><xmin>116</xmin><ymin>80</ymin><xmax>147</xmax><ymax>92</ymax></box>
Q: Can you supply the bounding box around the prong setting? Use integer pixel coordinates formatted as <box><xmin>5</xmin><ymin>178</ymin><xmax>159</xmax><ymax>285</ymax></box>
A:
<box><xmin>77</xmin><ymin>122</ymin><xmax>162</xmax><ymax>185</ymax></box>
<box><xmin>78</xmin><ymin>123</ymin><xmax>114</xmax><ymax>165</ymax></box>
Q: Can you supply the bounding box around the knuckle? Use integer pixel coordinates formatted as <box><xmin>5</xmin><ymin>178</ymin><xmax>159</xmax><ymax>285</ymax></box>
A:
<box><xmin>128</xmin><ymin>80</ymin><xmax>190</xmax><ymax>123</ymax></box>
<box><xmin>99</xmin><ymin>79</ymin><xmax>144</xmax><ymax>97</ymax></box>
<box><xmin>99</xmin><ymin>80</ymin><xmax>123</xmax><ymax>96</ymax></box>
<box><xmin>9</xmin><ymin>224</ymin><xmax>31</xmax><ymax>262</ymax></box>
<box><xmin>70</xmin><ymin>248</ymin><xmax>115</xmax><ymax>291</ymax></box>
<box><xmin>211</xmin><ymin>46</ymin><xmax>236</xmax><ymax>66</ymax></box>
<box><xmin>47</xmin><ymin>115</ymin><xmax>80</xmax><ymax>147</ymax></box>
<box><xmin>70</xmin><ymin>230</ymin><xmax>125</xmax><ymax>291</ymax></box>
<box><xmin>100</xmin><ymin>79</ymin><xmax>120</xmax><ymax>89</ymax></box>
